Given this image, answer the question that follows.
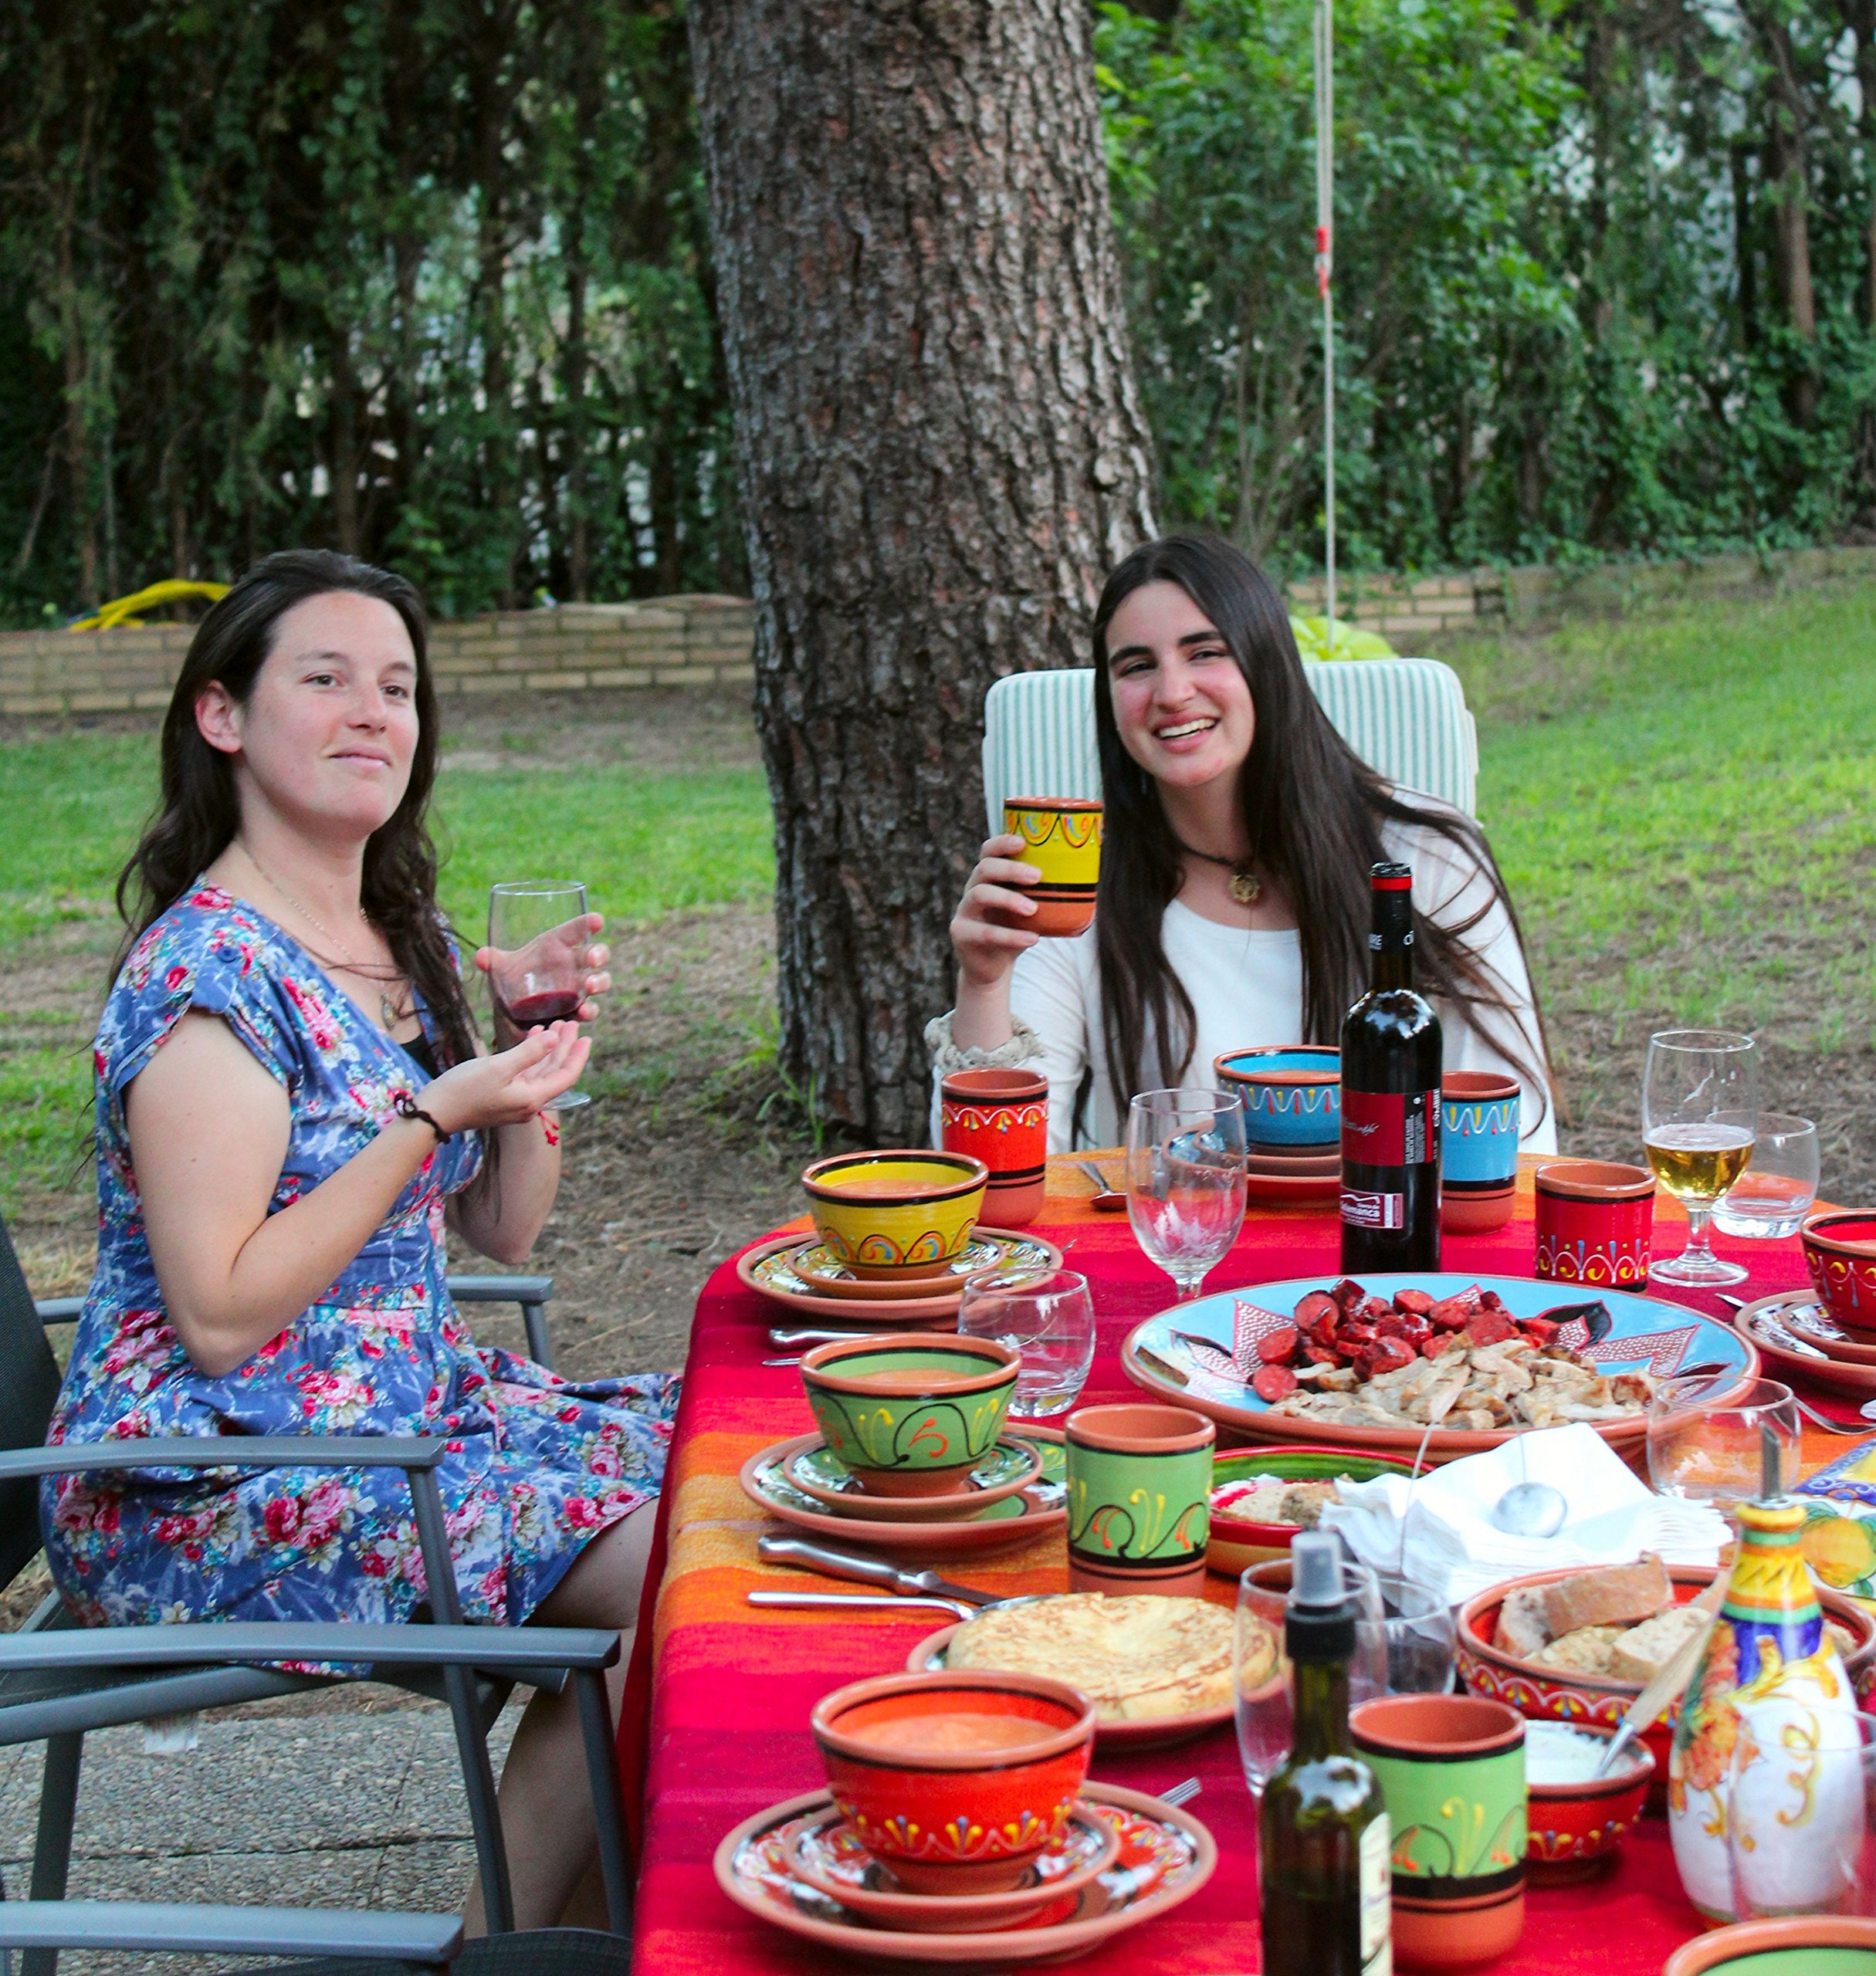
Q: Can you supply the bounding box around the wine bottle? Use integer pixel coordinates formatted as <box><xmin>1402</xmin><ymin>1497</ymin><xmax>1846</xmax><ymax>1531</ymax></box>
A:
<box><xmin>1258</xmin><ymin>1533</ymin><xmax>1392</xmax><ymax>1976</ymax></box>
<box><xmin>1340</xmin><ymin>861</ymin><xmax>1442</xmax><ymax>1271</ymax></box>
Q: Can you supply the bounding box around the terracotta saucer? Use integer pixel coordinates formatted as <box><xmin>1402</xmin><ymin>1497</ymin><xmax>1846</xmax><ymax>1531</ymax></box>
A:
<box><xmin>713</xmin><ymin>1781</ymin><xmax>1216</xmax><ymax>1965</ymax></box>
<box><xmin>1244</xmin><ymin>1168</ymin><xmax>1340</xmax><ymax>1207</ymax></box>
<box><xmin>783</xmin><ymin>1433</ymin><xmax>1045</xmax><ymax>1521</ymax></box>
<box><xmin>792</xmin><ymin>1236</ymin><xmax>1005</xmax><ymax>1300</ymax></box>
<box><xmin>1245</xmin><ymin>1149</ymin><xmax>1339</xmax><ymax>1177</ymax></box>
<box><xmin>1733</xmin><ymin>1294</ymin><xmax>1876</xmax><ymax>1399</ymax></box>
<box><xmin>740</xmin><ymin>1428</ymin><xmax>1068</xmax><ymax>1558</ymax></box>
<box><xmin>1779</xmin><ymin>1295</ymin><xmax>1876</xmax><ymax>1366</ymax></box>
<box><xmin>905</xmin><ymin>1616</ymin><xmax>1233</xmax><ymax>1750</ymax></box>
<box><xmin>788</xmin><ymin>1795</ymin><xmax>1120</xmax><ymax>1931</ymax></box>
<box><xmin>738</xmin><ymin>1229</ymin><xmax>1062</xmax><ymax>1325</ymax></box>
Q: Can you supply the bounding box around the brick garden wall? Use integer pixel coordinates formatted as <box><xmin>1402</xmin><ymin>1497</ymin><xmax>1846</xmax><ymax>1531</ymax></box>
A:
<box><xmin>7</xmin><ymin>541</ymin><xmax>1876</xmax><ymax>719</ymax></box>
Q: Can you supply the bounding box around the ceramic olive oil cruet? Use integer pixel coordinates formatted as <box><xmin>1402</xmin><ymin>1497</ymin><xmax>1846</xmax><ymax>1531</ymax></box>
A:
<box><xmin>1259</xmin><ymin>1533</ymin><xmax>1391</xmax><ymax>1976</ymax></box>
<box><xmin>1668</xmin><ymin>1440</ymin><xmax>1858</xmax><ymax>1924</ymax></box>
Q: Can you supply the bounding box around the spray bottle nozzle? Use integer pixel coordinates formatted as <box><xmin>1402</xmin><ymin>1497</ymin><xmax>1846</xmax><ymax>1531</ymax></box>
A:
<box><xmin>1290</xmin><ymin>1531</ymin><xmax>1344</xmax><ymax>1611</ymax></box>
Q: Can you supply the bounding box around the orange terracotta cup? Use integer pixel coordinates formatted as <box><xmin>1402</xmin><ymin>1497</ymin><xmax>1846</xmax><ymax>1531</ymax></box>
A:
<box><xmin>1001</xmin><ymin>797</ymin><xmax>1102</xmax><ymax>938</ymax></box>
<box><xmin>1533</xmin><ymin>1159</ymin><xmax>1655</xmax><ymax>1285</ymax></box>
<box><xmin>941</xmin><ymin>1068</ymin><xmax>1048</xmax><ymax>1227</ymax></box>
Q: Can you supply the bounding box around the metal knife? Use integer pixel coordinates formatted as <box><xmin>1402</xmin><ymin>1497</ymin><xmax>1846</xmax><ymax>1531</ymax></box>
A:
<box><xmin>756</xmin><ymin>1532</ymin><xmax>1011</xmax><ymax>1608</ymax></box>
<box><xmin>768</xmin><ymin>1327</ymin><xmax>872</xmax><ymax>1348</ymax></box>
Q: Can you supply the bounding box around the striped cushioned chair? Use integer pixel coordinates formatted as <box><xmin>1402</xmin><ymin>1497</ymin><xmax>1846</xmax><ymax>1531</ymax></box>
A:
<box><xmin>980</xmin><ymin>657</ymin><xmax>1480</xmax><ymax>831</ymax></box>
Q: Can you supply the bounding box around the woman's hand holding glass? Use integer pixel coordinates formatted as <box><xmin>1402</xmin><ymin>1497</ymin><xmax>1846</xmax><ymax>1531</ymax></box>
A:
<box><xmin>423</xmin><ymin>1023</ymin><xmax>592</xmax><ymax>1133</ymax></box>
<box><xmin>949</xmin><ymin>833</ymin><xmax>1042</xmax><ymax>987</ymax></box>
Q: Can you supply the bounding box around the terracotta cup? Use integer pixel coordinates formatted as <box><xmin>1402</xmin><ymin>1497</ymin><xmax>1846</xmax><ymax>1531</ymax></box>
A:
<box><xmin>798</xmin><ymin>1332</ymin><xmax>1019</xmax><ymax>1497</ymax></box>
<box><xmin>809</xmin><ymin>1669</ymin><xmax>1096</xmax><ymax>1895</ymax></box>
<box><xmin>940</xmin><ymin>1068</ymin><xmax>1049</xmax><ymax>1228</ymax></box>
<box><xmin>1441</xmin><ymin>1072</ymin><xmax>1521</xmax><ymax>1236</ymax></box>
<box><xmin>1349</xmin><ymin>1693</ymin><xmax>1527</xmax><ymax>1970</ymax></box>
<box><xmin>1803</xmin><ymin>1212</ymin><xmax>1876</xmax><ymax>1334</ymax></box>
<box><xmin>1064</xmin><ymin>1402</ymin><xmax>1214</xmax><ymax>1597</ymax></box>
<box><xmin>1002</xmin><ymin>797</ymin><xmax>1102</xmax><ymax>939</ymax></box>
<box><xmin>1533</xmin><ymin>1159</ymin><xmax>1654</xmax><ymax>1286</ymax></box>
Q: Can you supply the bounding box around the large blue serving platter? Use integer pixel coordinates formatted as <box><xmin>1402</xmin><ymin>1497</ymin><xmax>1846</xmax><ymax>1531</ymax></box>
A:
<box><xmin>1122</xmin><ymin>1271</ymin><xmax>1759</xmax><ymax>1459</ymax></box>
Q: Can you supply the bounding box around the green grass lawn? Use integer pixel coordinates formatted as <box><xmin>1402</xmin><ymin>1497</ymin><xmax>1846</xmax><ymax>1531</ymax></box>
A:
<box><xmin>3</xmin><ymin>578</ymin><xmax>1872</xmax><ymax>1216</ymax></box>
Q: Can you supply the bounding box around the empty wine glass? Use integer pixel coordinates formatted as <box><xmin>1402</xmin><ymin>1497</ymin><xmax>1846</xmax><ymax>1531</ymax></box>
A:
<box><xmin>488</xmin><ymin>879</ymin><xmax>593</xmax><ymax>1112</ymax></box>
<box><xmin>1643</xmin><ymin>1029</ymin><xmax>1758</xmax><ymax>1286</ymax></box>
<box><xmin>1125</xmin><ymin>1088</ymin><xmax>1248</xmax><ymax>1302</ymax></box>
<box><xmin>957</xmin><ymin>1267</ymin><xmax>1096</xmax><ymax>1419</ymax></box>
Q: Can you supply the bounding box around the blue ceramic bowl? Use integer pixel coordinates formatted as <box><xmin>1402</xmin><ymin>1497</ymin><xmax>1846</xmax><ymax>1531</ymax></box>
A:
<box><xmin>1442</xmin><ymin>1072</ymin><xmax>1522</xmax><ymax>1189</ymax></box>
<box><xmin>1213</xmin><ymin>1047</ymin><xmax>1340</xmax><ymax>1149</ymax></box>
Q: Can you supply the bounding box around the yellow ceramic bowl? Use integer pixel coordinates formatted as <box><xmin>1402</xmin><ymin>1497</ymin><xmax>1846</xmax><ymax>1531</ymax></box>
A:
<box><xmin>801</xmin><ymin>1152</ymin><xmax>989</xmax><ymax>1280</ymax></box>
<box><xmin>1004</xmin><ymin>798</ymin><xmax>1102</xmax><ymax>939</ymax></box>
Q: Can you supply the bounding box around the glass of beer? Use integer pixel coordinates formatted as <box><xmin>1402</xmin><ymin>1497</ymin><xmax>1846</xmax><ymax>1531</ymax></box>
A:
<box><xmin>1642</xmin><ymin>1029</ymin><xmax>1758</xmax><ymax>1285</ymax></box>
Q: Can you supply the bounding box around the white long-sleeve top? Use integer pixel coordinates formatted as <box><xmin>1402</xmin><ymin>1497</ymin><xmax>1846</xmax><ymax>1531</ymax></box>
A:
<box><xmin>939</xmin><ymin>812</ymin><xmax>1556</xmax><ymax>1156</ymax></box>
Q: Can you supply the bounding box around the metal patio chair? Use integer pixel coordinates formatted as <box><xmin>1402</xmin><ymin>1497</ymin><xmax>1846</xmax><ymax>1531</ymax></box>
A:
<box><xmin>0</xmin><ymin>1211</ymin><xmax>628</xmax><ymax>1971</ymax></box>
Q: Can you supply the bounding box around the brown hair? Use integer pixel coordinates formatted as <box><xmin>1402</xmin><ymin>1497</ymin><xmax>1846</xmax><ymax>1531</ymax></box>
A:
<box><xmin>114</xmin><ymin>549</ymin><xmax>479</xmax><ymax>1074</ymax></box>
<box><xmin>1090</xmin><ymin>533</ymin><xmax>1550</xmax><ymax>1130</ymax></box>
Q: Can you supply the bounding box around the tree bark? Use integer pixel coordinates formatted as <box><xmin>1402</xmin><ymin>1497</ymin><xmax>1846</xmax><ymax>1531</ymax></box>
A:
<box><xmin>687</xmin><ymin>0</ymin><xmax>1156</xmax><ymax>1142</ymax></box>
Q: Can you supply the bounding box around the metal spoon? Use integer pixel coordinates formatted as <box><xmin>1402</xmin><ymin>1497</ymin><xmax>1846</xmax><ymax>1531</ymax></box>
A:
<box><xmin>1491</xmin><ymin>1480</ymin><xmax>1570</xmax><ymax>1538</ymax></box>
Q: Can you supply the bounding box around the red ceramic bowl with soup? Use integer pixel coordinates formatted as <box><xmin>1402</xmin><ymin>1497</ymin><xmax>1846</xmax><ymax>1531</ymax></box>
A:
<box><xmin>1803</xmin><ymin>1213</ymin><xmax>1876</xmax><ymax>1333</ymax></box>
<box><xmin>809</xmin><ymin>1670</ymin><xmax>1097</xmax><ymax>1894</ymax></box>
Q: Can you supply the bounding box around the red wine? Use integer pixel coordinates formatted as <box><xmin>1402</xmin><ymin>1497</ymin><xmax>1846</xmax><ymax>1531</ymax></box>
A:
<box><xmin>497</xmin><ymin>989</ymin><xmax>582</xmax><ymax>1029</ymax></box>
<box><xmin>1339</xmin><ymin>861</ymin><xmax>1442</xmax><ymax>1271</ymax></box>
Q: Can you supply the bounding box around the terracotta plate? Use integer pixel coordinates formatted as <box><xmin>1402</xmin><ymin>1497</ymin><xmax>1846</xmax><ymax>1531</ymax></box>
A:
<box><xmin>740</xmin><ymin>1428</ymin><xmax>1067</xmax><ymax>1557</ymax></box>
<box><xmin>792</xmin><ymin>1235</ymin><xmax>1010</xmax><ymax>1301</ymax></box>
<box><xmin>713</xmin><ymin>1781</ymin><xmax>1216</xmax><ymax>1964</ymax></box>
<box><xmin>783</xmin><ymin>1433</ymin><xmax>1045</xmax><ymax>1521</ymax></box>
<box><xmin>737</xmin><ymin>1229</ymin><xmax>1062</xmax><ymax>1325</ymax></box>
<box><xmin>904</xmin><ymin>1614</ymin><xmax>1232</xmax><ymax>1751</ymax></box>
<box><xmin>1778</xmin><ymin>1294</ymin><xmax>1876</xmax><ymax>1367</ymax></box>
<box><xmin>1243</xmin><ymin>1169</ymin><xmax>1340</xmax><ymax>1206</ymax></box>
<box><xmin>1123</xmin><ymin>1271</ymin><xmax>1759</xmax><ymax>1460</ymax></box>
<box><xmin>787</xmin><ymin>1795</ymin><xmax>1119</xmax><ymax>1930</ymax></box>
<box><xmin>1734</xmin><ymin>1292</ymin><xmax>1876</xmax><ymax>1399</ymax></box>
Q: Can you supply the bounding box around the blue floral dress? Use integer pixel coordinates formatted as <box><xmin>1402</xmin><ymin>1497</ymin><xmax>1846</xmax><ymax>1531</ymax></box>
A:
<box><xmin>41</xmin><ymin>883</ymin><xmax>677</xmax><ymax>1631</ymax></box>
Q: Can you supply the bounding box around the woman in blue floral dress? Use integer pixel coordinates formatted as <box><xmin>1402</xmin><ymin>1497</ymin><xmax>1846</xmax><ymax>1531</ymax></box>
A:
<box><xmin>42</xmin><ymin>551</ymin><xmax>676</xmax><ymax>1929</ymax></box>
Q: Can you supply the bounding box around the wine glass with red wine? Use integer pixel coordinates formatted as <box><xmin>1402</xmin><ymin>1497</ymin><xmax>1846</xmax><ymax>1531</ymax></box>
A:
<box><xmin>488</xmin><ymin>879</ymin><xmax>592</xmax><ymax>1112</ymax></box>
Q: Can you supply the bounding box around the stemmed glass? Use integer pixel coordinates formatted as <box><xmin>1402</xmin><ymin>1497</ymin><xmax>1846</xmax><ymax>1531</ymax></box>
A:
<box><xmin>1124</xmin><ymin>1088</ymin><xmax>1248</xmax><ymax>1302</ymax></box>
<box><xmin>1642</xmin><ymin>1029</ymin><xmax>1758</xmax><ymax>1286</ymax></box>
<box><xmin>957</xmin><ymin>1267</ymin><xmax>1097</xmax><ymax>1419</ymax></box>
<box><xmin>488</xmin><ymin>879</ymin><xmax>593</xmax><ymax>1112</ymax></box>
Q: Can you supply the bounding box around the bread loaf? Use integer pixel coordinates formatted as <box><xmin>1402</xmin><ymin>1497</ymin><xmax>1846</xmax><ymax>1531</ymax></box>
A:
<box><xmin>1540</xmin><ymin>1554</ymin><xmax>1671</xmax><ymax>1638</ymax></box>
<box><xmin>1607</xmin><ymin>1605</ymin><xmax>1705</xmax><ymax>1683</ymax></box>
<box><xmin>1533</xmin><ymin>1625</ymin><xmax>1624</xmax><ymax>1674</ymax></box>
<box><xmin>1493</xmin><ymin>1585</ymin><xmax>1553</xmax><ymax>1660</ymax></box>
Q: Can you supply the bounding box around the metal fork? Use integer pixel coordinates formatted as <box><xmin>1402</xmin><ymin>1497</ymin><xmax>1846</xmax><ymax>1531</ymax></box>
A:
<box><xmin>1159</xmin><ymin>1776</ymin><xmax>1202</xmax><ymax>1809</ymax></box>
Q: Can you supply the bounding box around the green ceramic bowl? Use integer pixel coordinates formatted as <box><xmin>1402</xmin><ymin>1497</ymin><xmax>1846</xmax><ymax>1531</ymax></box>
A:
<box><xmin>798</xmin><ymin>1332</ymin><xmax>1019</xmax><ymax>1497</ymax></box>
<box><xmin>1207</xmin><ymin>1445</ymin><xmax>1417</xmax><ymax>1576</ymax></box>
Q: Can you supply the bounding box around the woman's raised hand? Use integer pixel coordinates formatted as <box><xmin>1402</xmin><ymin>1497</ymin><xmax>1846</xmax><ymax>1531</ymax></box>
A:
<box><xmin>424</xmin><ymin>1023</ymin><xmax>591</xmax><ymax>1133</ymax></box>
<box><xmin>475</xmin><ymin>911</ymin><xmax>611</xmax><ymax>1046</ymax></box>
<box><xmin>950</xmin><ymin>833</ymin><xmax>1041</xmax><ymax>986</ymax></box>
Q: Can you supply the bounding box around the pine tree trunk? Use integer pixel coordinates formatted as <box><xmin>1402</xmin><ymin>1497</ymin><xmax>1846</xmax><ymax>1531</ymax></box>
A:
<box><xmin>687</xmin><ymin>0</ymin><xmax>1156</xmax><ymax>1144</ymax></box>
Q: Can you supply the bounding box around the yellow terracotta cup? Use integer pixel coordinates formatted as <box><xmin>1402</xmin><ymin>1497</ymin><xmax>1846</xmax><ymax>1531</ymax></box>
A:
<box><xmin>801</xmin><ymin>1151</ymin><xmax>989</xmax><ymax>1280</ymax></box>
<box><xmin>1003</xmin><ymin>797</ymin><xmax>1103</xmax><ymax>938</ymax></box>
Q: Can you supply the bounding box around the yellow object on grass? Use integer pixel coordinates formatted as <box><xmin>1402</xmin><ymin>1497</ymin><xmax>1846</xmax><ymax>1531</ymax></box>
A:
<box><xmin>1288</xmin><ymin>614</ymin><xmax>1397</xmax><ymax>662</ymax></box>
<box><xmin>68</xmin><ymin>579</ymin><xmax>229</xmax><ymax>631</ymax></box>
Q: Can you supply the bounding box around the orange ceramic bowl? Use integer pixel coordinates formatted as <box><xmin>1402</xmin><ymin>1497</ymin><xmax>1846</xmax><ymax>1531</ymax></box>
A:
<box><xmin>808</xmin><ymin>1670</ymin><xmax>1097</xmax><ymax>1895</ymax></box>
<box><xmin>1458</xmin><ymin>1564</ymin><xmax>1876</xmax><ymax>1785</ymax></box>
<box><xmin>1803</xmin><ymin>1212</ymin><xmax>1876</xmax><ymax>1334</ymax></box>
<box><xmin>1523</xmin><ymin>1721</ymin><xmax>1653</xmax><ymax>1881</ymax></box>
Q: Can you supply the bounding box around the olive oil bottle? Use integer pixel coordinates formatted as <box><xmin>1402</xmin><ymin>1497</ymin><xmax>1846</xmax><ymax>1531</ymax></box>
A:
<box><xmin>1258</xmin><ymin>1534</ymin><xmax>1391</xmax><ymax>1976</ymax></box>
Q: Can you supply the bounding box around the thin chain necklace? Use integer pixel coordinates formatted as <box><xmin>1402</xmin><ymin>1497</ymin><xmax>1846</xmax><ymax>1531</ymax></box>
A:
<box><xmin>1175</xmin><ymin>837</ymin><xmax>1263</xmax><ymax>907</ymax></box>
<box><xmin>236</xmin><ymin>843</ymin><xmax>411</xmax><ymax>1031</ymax></box>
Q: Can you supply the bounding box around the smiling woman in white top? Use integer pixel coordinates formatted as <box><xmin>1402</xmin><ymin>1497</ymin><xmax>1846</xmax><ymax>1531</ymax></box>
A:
<box><xmin>926</xmin><ymin>534</ymin><xmax>1556</xmax><ymax>1155</ymax></box>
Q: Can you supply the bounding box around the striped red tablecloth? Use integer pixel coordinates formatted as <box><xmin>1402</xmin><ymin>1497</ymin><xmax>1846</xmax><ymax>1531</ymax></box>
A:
<box><xmin>621</xmin><ymin>1155</ymin><xmax>1837</xmax><ymax>1974</ymax></box>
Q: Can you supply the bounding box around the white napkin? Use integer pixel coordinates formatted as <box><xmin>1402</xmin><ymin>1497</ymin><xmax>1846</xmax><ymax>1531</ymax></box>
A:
<box><xmin>1319</xmin><ymin>1423</ymin><xmax>1729</xmax><ymax>1606</ymax></box>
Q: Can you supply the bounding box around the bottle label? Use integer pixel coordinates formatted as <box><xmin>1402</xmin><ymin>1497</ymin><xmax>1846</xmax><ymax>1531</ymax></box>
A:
<box><xmin>1341</xmin><ymin>1187</ymin><xmax>1405</xmax><ymax>1230</ymax></box>
<box><xmin>1360</xmin><ymin>1813</ymin><xmax>1393</xmax><ymax>1974</ymax></box>
<box><xmin>1342</xmin><ymin>1088</ymin><xmax>1440</xmax><ymax>1166</ymax></box>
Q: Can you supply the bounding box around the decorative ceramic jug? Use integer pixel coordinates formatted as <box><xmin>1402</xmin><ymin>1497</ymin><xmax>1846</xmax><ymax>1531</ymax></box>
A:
<box><xmin>1668</xmin><ymin>1497</ymin><xmax>1858</xmax><ymax>1923</ymax></box>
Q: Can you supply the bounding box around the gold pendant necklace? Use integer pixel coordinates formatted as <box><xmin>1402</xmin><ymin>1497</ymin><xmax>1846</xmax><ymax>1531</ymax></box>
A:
<box><xmin>1177</xmin><ymin>837</ymin><xmax>1263</xmax><ymax>907</ymax></box>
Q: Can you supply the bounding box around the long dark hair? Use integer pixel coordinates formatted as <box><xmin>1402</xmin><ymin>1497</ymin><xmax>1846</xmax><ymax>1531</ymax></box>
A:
<box><xmin>114</xmin><ymin>550</ymin><xmax>479</xmax><ymax>1075</ymax></box>
<box><xmin>1091</xmin><ymin>534</ymin><xmax>1550</xmax><ymax>1131</ymax></box>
